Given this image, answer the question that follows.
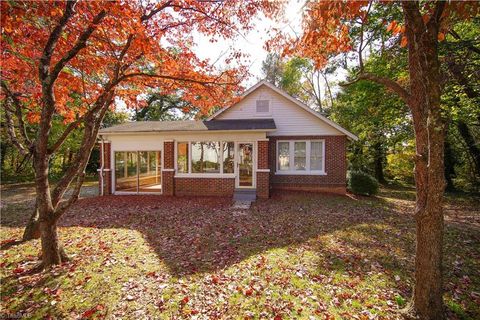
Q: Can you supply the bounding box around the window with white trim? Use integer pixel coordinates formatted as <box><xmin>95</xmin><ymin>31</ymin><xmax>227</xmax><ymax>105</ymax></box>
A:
<box><xmin>176</xmin><ymin>141</ymin><xmax>235</xmax><ymax>175</ymax></box>
<box><xmin>276</xmin><ymin>140</ymin><xmax>325</xmax><ymax>174</ymax></box>
<box><xmin>177</xmin><ymin>142</ymin><xmax>189</xmax><ymax>173</ymax></box>
<box><xmin>191</xmin><ymin>142</ymin><xmax>220</xmax><ymax>173</ymax></box>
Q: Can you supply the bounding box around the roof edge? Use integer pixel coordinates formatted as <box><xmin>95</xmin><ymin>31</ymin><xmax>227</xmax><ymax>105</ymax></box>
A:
<box><xmin>98</xmin><ymin>128</ymin><xmax>277</xmax><ymax>135</ymax></box>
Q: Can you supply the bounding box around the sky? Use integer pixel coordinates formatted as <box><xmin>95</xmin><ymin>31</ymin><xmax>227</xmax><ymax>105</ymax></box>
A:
<box><xmin>120</xmin><ymin>1</ymin><xmax>347</xmax><ymax>113</ymax></box>
<box><xmin>193</xmin><ymin>0</ymin><xmax>306</xmax><ymax>88</ymax></box>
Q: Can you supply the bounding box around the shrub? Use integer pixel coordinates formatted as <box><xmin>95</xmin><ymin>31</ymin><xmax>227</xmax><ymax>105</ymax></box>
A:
<box><xmin>348</xmin><ymin>171</ymin><xmax>379</xmax><ymax>196</ymax></box>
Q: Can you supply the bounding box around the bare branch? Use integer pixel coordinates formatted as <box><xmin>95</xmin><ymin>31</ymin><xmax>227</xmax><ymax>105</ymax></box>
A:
<box><xmin>449</xmin><ymin>29</ymin><xmax>480</xmax><ymax>55</ymax></box>
<box><xmin>118</xmin><ymin>72</ymin><xmax>238</xmax><ymax>86</ymax></box>
<box><xmin>1</xmin><ymin>80</ymin><xmax>31</xmax><ymax>144</ymax></box>
<box><xmin>340</xmin><ymin>72</ymin><xmax>411</xmax><ymax>104</ymax></box>
<box><xmin>51</xmin><ymin>91</ymin><xmax>114</xmax><ymax>208</ymax></box>
<box><xmin>54</xmin><ymin>172</ymin><xmax>85</xmax><ymax>220</ymax></box>
<box><xmin>428</xmin><ymin>1</ymin><xmax>447</xmax><ymax>30</ymax></box>
<box><xmin>47</xmin><ymin>117</ymin><xmax>82</xmax><ymax>155</ymax></box>
<box><xmin>2</xmin><ymin>101</ymin><xmax>29</xmax><ymax>156</ymax></box>
<box><xmin>141</xmin><ymin>1</ymin><xmax>173</xmax><ymax>22</ymax></box>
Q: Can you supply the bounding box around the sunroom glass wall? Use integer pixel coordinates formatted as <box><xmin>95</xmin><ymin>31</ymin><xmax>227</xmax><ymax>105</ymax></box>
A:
<box><xmin>114</xmin><ymin>151</ymin><xmax>161</xmax><ymax>193</ymax></box>
<box><xmin>138</xmin><ymin>151</ymin><xmax>162</xmax><ymax>192</ymax></box>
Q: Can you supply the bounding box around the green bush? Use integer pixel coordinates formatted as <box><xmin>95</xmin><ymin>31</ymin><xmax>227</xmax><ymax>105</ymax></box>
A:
<box><xmin>348</xmin><ymin>171</ymin><xmax>379</xmax><ymax>196</ymax></box>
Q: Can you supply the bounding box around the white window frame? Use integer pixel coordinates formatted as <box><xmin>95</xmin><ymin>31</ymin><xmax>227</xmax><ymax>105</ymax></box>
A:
<box><xmin>275</xmin><ymin>139</ymin><xmax>326</xmax><ymax>175</ymax></box>
<box><xmin>235</xmin><ymin>141</ymin><xmax>256</xmax><ymax>188</ymax></box>
<box><xmin>174</xmin><ymin>141</ymin><xmax>236</xmax><ymax>178</ymax></box>
<box><xmin>112</xmin><ymin>150</ymin><xmax>163</xmax><ymax>195</ymax></box>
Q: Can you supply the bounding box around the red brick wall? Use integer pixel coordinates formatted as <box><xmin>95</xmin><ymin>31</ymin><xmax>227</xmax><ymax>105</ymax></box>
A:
<box><xmin>175</xmin><ymin>178</ymin><xmax>235</xmax><ymax>196</ymax></box>
<box><xmin>256</xmin><ymin>140</ymin><xmax>270</xmax><ymax>198</ymax></box>
<box><xmin>269</xmin><ymin>136</ymin><xmax>347</xmax><ymax>194</ymax></box>
<box><xmin>257</xmin><ymin>140</ymin><xmax>269</xmax><ymax>169</ymax></box>
<box><xmin>98</xmin><ymin>142</ymin><xmax>112</xmax><ymax>195</ymax></box>
<box><xmin>256</xmin><ymin>172</ymin><xmax>270</xmax><ymax>198</ymax></box>
<box><xmin>162</xmin><ymin>171</ymin><xmax>175</xmax><ymax>196</ymax></box>
<box><xmin>163</xmin><ymin>141</ymin><xmax>174</xmax><ymax>169</ymax></box>
<box><xmin>162</xmin><ymin>141</ymin><xmax>175</xmax><ymax>195</ymax></box>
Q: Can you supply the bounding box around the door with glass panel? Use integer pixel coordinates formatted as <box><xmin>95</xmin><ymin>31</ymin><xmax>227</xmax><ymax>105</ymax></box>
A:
<box><xmin>114</xmin><ymin>151</ymin><xmax>162</xmax><ymax>193</ymax></box>
<box><xmin>237</xmin><ymin>143</ymin><xmax>254</xmax><ymax>188</ymax></box>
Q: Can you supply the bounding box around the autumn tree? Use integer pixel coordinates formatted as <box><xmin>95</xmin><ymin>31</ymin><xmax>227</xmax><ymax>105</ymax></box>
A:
<box><xmin>281</xmin><ymin>1</ymin><xmax>479</xmax><ymax>319</ymax></box>
<box><xmin>0</xmin><ymin>0</ymin><xmax>276</xmax><ymax>268</ymax></box>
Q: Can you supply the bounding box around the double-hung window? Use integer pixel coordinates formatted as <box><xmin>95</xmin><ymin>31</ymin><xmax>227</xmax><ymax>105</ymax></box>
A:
<box><xmin>277</xmin><ymin>140</ymin><xmax>325</xmax><ymax>174</ymax></box>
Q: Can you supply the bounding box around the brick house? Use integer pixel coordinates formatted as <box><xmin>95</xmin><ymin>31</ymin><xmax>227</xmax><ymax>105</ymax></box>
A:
<box><xmin>97</xmin><ymin>81</ymin><xmax>357</xmax><ymax>199</ymax></box>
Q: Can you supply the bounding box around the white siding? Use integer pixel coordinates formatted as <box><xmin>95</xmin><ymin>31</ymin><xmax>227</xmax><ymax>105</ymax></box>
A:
<box><xmin>216</xmin><ymin>86</ymin><xmax>343</xmax><ymax>136</ymax></box>
<box><xmin>104</xmin><ymin>131</ymin><xmax>266</xmax><ymax>152</ymax></box>
<box><xmin>107</xmin><ymin>134</ymin><xmax>164</xmax><ymax>151</ymax></box>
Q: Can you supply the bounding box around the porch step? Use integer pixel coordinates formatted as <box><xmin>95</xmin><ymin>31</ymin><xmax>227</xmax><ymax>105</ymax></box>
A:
<box><xmin>233</xmin><ymin>189</ymin><xmax>257</xmax><ymax>201</ymax></box>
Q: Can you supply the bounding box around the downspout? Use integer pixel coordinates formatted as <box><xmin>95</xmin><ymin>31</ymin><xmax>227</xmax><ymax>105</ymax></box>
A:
<box><xmin>99</xmin><ymin>136</ymin><xmax>105</xmax><ymax>196</ymax></box>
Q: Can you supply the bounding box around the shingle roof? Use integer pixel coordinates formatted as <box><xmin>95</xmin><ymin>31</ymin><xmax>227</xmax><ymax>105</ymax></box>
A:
<box><xmin>99</xmin><ymin>119</ymin><xmax>276</xmax><ymax>134</ymax></box>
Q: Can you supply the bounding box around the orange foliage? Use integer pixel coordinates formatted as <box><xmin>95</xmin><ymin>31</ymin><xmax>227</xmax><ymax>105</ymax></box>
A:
<box><xmin>1</xmin><ymin>1</ymin><xmax>278</xmax><ymax>123</ymax></box>
<box><xmin>281</xmin><ymin>0</ymin><xmax>479</xmax><ymax>69</ymax></box>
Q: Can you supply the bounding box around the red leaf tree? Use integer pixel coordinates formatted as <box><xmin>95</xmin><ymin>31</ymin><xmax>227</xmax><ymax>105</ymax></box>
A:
<box><xmin>0</xmin><ymin>0</ymin><xmax>276</xmax><ymax>268</ymax></box>
<box><xmin>282</xmin><ymin>1</ymin><xmax>479</xmax><ymax>319</ymax></box>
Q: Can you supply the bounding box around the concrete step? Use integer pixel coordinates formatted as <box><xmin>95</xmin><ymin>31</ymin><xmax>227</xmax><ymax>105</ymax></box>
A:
<box><xmin>233</xmin><ymin>189</ymin><xmax>256</xmax><ymax>201</ymax></box>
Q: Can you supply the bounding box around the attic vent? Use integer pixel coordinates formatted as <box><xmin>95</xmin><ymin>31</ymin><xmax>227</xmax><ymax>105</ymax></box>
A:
<box><xmin>256</xmin><ymin>100</ymin><xmax>270</xmax><ymax>113</ymax></box>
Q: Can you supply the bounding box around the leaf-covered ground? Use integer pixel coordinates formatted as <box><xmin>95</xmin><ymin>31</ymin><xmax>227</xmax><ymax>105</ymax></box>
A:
<box><xmin>1</xmin><ymin>185</ymin><xmax>479</xmax><ymax>319</ymax></box>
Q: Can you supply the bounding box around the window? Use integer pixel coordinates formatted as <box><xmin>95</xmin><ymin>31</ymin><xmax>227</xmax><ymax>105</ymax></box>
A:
<box><xmin>114</xmin><ymin>151</ymin><xmax>138</xmax><ymax>192</ymax></box>
<box><xmin>278</xmin><ymin>142</ymin><xmax>290</xmax><ymax>171</ymax></box>
<box><xmin>256</xmin><ymin>100</ymin><xmax>270</xmax><ymax>113</ymax></box>
<box><xmin>310</xmin><ymin>141</ymin><xmax>324</xmax><ymax>171</ymax></box>
<box><xmin>138</xmin><ymin>151</ymin><xmax>161</xmax><ymax>192</ymax></box>
<box><xmin>176</xmin><ymin>141</ymin><xmax>242</xmax><ymax>175</ymax></box>
<box><xmin>276</xmin><ymin>140</ymin><xmax>325</xmax><ymax>174</ymax></box>
<box><xmin>294</xmin><ymin>142</ymin><xmax>306</xmax><ymax>170</ymax></box>
<box><xmin>114</xmin><ymin>151</ymin><xmax>161</xmax><ymax>193</ymax></box>
<box><xmin>222</xmin><ymin>142</ymin><xmax>235</xmax><ymax>173</ymax></box>
<box><xmin>177</xmin><ymin>142</ymin><xmax>189</xmax><ymax>173</ymax></box>
<box><xmin>191</xmin><ymin>142</ymin><xmax>220</xmax><ymax>173</ymax></box>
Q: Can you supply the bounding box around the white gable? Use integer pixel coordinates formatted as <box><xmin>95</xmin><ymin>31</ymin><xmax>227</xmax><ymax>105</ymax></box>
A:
<box><xmin>214</xmin><ymin>83</ymin><xmax>354</xmax><ymax>138</ymax></box>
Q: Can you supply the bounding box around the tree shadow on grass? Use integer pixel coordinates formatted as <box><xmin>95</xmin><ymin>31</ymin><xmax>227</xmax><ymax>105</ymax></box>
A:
<box><xmin>2</xmin><ymin>189</ymin><xmax>480</xmax><ymax>318</ymax></box>
<box><xmin>53</xmin><ymin>190</ymin><xmax>415</xmax><ymax>277</ymax></box>
<box><xmin>0</xmin><ymin>254</ymin><xmax>67</xmax><ymax>319</ymax></box>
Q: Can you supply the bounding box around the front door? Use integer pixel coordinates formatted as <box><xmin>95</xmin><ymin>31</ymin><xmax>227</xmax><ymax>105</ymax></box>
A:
<box><xmin>237</xmin><ymin>143</ymin><xmax>254</xmax><ymax>188</ymax></box>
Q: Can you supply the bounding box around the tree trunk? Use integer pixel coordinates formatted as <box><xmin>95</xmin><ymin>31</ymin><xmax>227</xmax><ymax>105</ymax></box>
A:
<box><xmin>22</xmin><ymin>203</ymin><xmax>41</xmax><ymax>241</ymax></box>
<box><xmin>410</xmin><ymin>97</ymin><xmax>445</xmax><ymax>320</ymax></box>
<box><xmin>444</xmin><ymin>139</ymin><xmax>456</xmax><ymax>191</ymax></box>
<box><xmin>39</xmin><ymin>217</ymin><xmax>63</xmax><ymax>265</ymax></box>
<box><xmin>33</xmin><ymin>150</ymin><xmax>66</xmax><ymax>268</ymax></box>
<box><xmin>402</xmin><ymin>3</ymin><xmax>447</xmax><ymax>319</ymax></box>
<box><xmin>373</xmin><ymin>141</ymin><xmax>386</xmax><ymax>184</ymax></box>
<box><xmin>456</xmin><ymin>120</ymin><xmax>480</xmax><ymax>178</ymax></box>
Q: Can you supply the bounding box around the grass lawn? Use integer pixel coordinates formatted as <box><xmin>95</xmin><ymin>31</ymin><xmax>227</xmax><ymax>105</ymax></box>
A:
<box><xmin>1</xmin><ymin>185</ymin><xmax>479</xmax><ymax>319</ymax></box>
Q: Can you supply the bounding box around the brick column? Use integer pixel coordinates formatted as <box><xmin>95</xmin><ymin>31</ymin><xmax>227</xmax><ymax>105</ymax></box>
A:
<box><xmin>256</xmin><ymin>139</ymin><xmax>270</xmax><ymax>199</ymax></box>
<box><xmin>97</xmin><ymin>141</ymin><xmax>112</xmax><ymax>195</ymax></box>
<box><xmin>162</xmin><ymin>140</ymin><xmax>175</xmax><ymax>196</ymax></box>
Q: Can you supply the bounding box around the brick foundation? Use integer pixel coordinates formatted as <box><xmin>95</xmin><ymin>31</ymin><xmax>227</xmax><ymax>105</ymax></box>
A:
<box><xmin>175</xmin><ymin>177</ymin><xmax>235</xmax><ymax>196</ymax></box>
<box><xmin>162</xmin><ymin>171</ymin><xmax>175</xmax><ymax>195</ymax></box>
<box><xmin>256</xmin><ymin>171</ymin><xmax>270</xmax><ymax>198</ymax></box>
<box><xmin>269</xmin><ymin>136</ymin><xmax>347</xmax><ymax>194</ymax></box>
